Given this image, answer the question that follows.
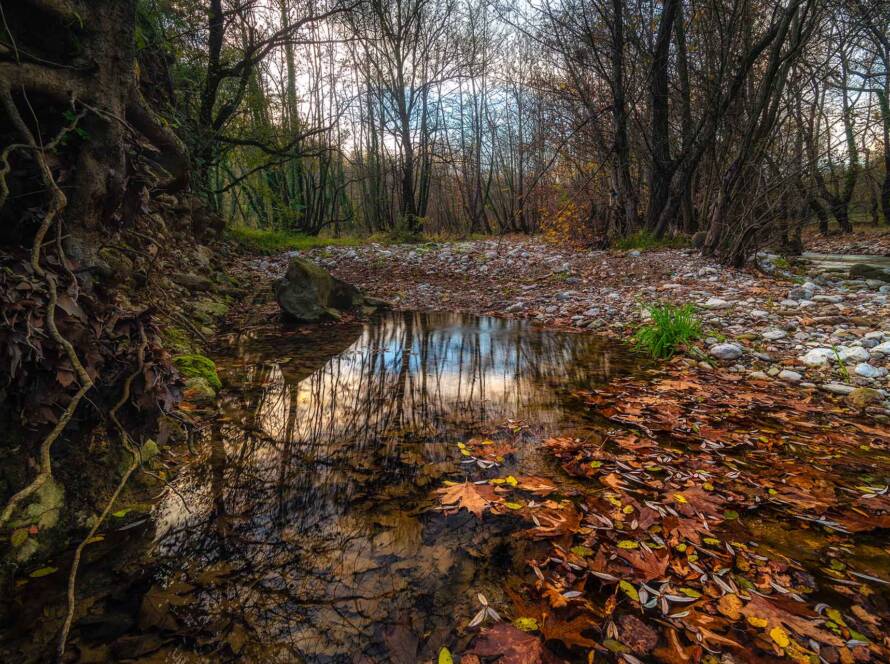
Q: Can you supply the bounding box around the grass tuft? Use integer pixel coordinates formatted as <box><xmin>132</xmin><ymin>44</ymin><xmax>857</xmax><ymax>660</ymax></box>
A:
<box><xmin>227</xmin><ymin>226</ymin><xmax>364</xmax><ymax>254</ymax></box>
<box><xmin>633</xmin><ymin>303</ymin><xmax>701</xmax><ymax>359</ymax></box>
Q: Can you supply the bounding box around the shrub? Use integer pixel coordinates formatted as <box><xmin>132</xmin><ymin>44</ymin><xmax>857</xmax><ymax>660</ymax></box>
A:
<box><xmin>633</xmin><ymin>303</ymin><xmax>701</xmax><ymax>359</ymax></box>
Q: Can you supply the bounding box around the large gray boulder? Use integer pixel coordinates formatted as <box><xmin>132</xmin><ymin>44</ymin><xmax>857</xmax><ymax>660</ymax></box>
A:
<box><xmin>273</xmin><ymin>257</ymin><xmax>365</xmax><ymax>322</ymax></box>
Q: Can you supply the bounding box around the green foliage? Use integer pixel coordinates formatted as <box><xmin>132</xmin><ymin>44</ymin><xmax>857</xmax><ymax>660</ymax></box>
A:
<box><xmin>227</xmin><ymin>226</ymin><xmax>364</xmax><ymax>254</ymax></box>
<box><xmin>173</xmin><ymin>354</ymin><xmax>222</xmax><ymax>391</ymax></box>
<box><xmin>832</xmin><ymin>346</ymin><xmax>850</xmax><ymax>381</ymax></box>
<box><xmin>614</xmin><ymin>230</ymin><xmax>689</xmax><ymax>251</ymax></box>
<box><xmin>633</xmin><ymin>303</ymin><xmax>701</xmax><ymax>359</ymax></box>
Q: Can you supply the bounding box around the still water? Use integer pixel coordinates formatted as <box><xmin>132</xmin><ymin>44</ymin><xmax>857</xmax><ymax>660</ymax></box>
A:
<box><xmin>1</xmin><ymin>311</ymin><xmax>640</xmax><ymax>663</ymax></box>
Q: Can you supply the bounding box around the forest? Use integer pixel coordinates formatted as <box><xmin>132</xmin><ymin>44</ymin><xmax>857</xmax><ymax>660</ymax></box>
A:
<box><xmin>1</xmin><ymin>0</ymin><xmax>890</xmax><ymax>663</ymax></box>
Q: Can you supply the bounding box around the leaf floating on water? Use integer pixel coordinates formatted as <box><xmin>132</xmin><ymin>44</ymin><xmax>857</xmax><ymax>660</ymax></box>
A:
<box><xmin>434</xmin><ymin>482</ymin><xmax>496</xmax><ymax>518</ymax></box>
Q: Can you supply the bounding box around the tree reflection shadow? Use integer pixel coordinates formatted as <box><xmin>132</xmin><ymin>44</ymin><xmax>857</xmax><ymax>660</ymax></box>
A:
<box><xmin>144</xmin><ymin>311</ymin><xmax>633</xmax><ymax>662</ymax></box>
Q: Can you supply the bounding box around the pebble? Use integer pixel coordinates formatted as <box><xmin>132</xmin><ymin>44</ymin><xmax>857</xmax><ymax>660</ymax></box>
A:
<box><xmin>710</xmin><ymin>343</ymin><xmax>743</xmax><ymax>360</ymax></box>
<box><xmin>855</xmin><ymin>363</ymin><xmax>888</xmax><ymax>379</ymax></box>
<box><xmin>703</xmin><ymin>297</ymin><xmax>732</xmax><ymax>309</ymax></box>
<box><xmin>800</xmin><ymin>348</ymin><xmax>834</xmax><ymax>367</ymax></box>
<box><xmin>778</xmin><ymin>369</ymin><xmax>802</xmax><ymax>383</ymax></box>
<box><xmin>820</xmin><ymin>383</ymin><xmax>855</xmax><ymax>395</ymax></box>
<box><xmin>762</xmin><ymin>329</ymin><xmax>787</xmax><ymax>341</ymax></box>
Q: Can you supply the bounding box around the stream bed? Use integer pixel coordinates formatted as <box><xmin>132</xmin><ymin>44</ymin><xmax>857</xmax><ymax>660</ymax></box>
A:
<box><xmin>0</xmin><ymin>311</ymin><xmax>643</xmax><ymax>662</ymax></box>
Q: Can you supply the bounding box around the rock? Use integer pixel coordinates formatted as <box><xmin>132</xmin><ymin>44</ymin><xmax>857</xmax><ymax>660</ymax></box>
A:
<box><xmin>505</xmin><ymin>302</ymin><xmax>524</xmax><ymax>313</ymax></box>
<box><xmin>847</xmin><ymin>387</ymin><xmax>883</xmax><ymax>409</ymax></box>
<box><xmin>872</xmin><ymin>341</ymin><xmax>890</xmax><ymax>355</ymax></box>
<box><xmin>778</xmin><ymin>369</ymin><xmax>802</xmax><ymax>383</ymax></box>
<box><xmin>709</xmin><ymin>343</ymin><xmax>743</xmax><ymax>360</ymax></box>
<box><xmin>703</xmin><ymin>297</ymin><xmax>732</xmax><ymax>309</ymax></box>
<box><xmin>627</xmin><ymin>250</ymin><xmax>641</xmax><ymax>257</ymax></box>
<box><xmin>173</xmin><ymin>354</ymin><xmax>222</xmax><ymax>391</ymax></box>
<box><xmin>761</xmin><ymin>329</ymin><xmax>787</xmax><ymax>341</ymax></box>
<box><xmin>800</xmin><ymin>348</ymin><xmax>834</xmax><ymax>367</ymax></box>
<box><xmin>274</xmin><ymin>257</ymin><xmax>365</xmax><ymax>322</ymax></box>
<box><xmin>849</xmin><ymin>263</ymin><xmax>890</xmax><ymax>282</ymax></box>
<box><xmin>749</xmin><ymin>371</ymin><xmax>769</xmax><ymax>380</ymax></box>
<box><xmin>838</xmin><ymin>346</ymin><xmax>870</xmax><ymax>363</ymax></box>
<box><xmin>182</xmin><ymin>377</ymin><xmax>217</xmax><ymax>404</ymax></box>
<box><xmin>854</xmin><ymin>363</ymin><xmax>888</xmax><ymax>379</ymax></box>
<box><xmin>812</xmin><ymin>294</ymin><xmax>843</xmax><ymax>303</ymax></box>
<box><xmin>820</xmin><ymin>383</ymin><xmax>855</xmax><ymax>395</ymax></box>
<box><xmin>171</xmin><ymin>272</ymin><xmax>215</xmax><ymax>292</ymax></box>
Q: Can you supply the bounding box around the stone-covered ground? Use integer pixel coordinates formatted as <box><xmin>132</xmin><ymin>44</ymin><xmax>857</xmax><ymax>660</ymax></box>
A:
<box><xmin>257</xmin><ymin>237</ymin><xmax>890</xmax><ymax>417</ymax></box>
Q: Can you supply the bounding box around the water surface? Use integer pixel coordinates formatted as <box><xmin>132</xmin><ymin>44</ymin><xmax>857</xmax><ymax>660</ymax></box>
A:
<box><xmin>1</xmin><ymin>311</ymin><xmax>640</xmax><ymax>663</ymax></box>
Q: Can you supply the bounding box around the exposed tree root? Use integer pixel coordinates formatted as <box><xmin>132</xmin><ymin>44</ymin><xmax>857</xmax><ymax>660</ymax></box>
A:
<box><xmin>0</xmin><ymin>87</ymin><xmax>93</xmax><ymax>527</ymax></box>
<box><xmin>56</xmin><ymin>323</ymin><xmax>149</xmax><ymax>661</ymax></box>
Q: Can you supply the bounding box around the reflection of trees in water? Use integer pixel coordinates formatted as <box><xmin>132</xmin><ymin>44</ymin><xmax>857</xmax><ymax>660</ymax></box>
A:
<box><xmin>149</xmin><ymin>312</ymin><xmax>625</xmax><ymax>661</ymax></box>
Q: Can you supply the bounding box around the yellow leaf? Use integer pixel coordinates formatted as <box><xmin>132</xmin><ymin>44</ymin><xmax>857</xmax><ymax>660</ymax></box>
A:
<box><xmin>506</xmin><ymin>475</ymin><xmax>518</xmax><ymax>487</ymax></box>
<box><xmin>617</xmin><ymin>540</ymin><xmax>639</xmax><ymax>549</ymax></box>
<box><xmin>747</xmin><ymin>615</ymin><xmax>768</xmax><ymax>628</ymax></box>
<box><xmin>29</xmin><ymin>566</ymin><xmax>57</xmax><ymax>578</ymax></box>
<box><xmin>674</xmin><ymin>494</ymin><xmax>688</xmax><ymax>504</ymax></box>
<box><xmin>770</xmin><ymin>626</ymin><xmax>790</xmax><ymax>648</ymax></box>
<box><xmin>504</xmin><ymin>501</ymin><xmax>523</xmax><ymax>510</ymax></box>
<box><xmin>717</xmin><ymin>594</ymin><xmax>742</xmax><ymax>620</ymax></box>
<box><xmin>513</xmin><ymin>617</ymin><xmax>539</xmax><ymax>632</ymax></box>
<box><xmin>619</xmin><ymin>580</ymin><xmax>639</xmax><ymax>602</ymax></box>
<box><xmin>438</xmin><ymin>647</ymin><xmax>453</xmax><ymax>664</ymax></box>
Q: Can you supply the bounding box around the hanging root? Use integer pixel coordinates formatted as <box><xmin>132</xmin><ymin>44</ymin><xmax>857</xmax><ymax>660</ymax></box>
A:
<box><xmin>56</xmin><ymin>322</ymin><xmax>149</xmax><ymax>661</ymax></box>
<box><xmin>0</xmin><ymin>88</ymin><xmax>93</xmax><ymax>527</ymax></box>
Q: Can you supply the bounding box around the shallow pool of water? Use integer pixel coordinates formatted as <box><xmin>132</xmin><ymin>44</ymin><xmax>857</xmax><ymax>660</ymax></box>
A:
<box><xmin>0</xmin><ymin>311</ymin><xmax>642</xmax><ymax>663</ymax></box>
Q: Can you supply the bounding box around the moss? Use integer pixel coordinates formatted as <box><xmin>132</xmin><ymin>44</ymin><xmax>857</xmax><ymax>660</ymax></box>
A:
<box><xmin>161</xmin><ymin>325</ymin><xmax>195</xmax><ymax>354</ymax></box>
<box><xmin>173</xmin><ymin>354</ymin><xmax>221</xmax><ymax>391</ymax></box>
<box><xmin>8</xmin><ymin>477</ymin><xmax>64</xmax><ymax>531</ymax></box>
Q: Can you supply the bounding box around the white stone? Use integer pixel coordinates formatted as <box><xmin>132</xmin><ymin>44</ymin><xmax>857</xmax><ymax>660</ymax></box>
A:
<box><xmin>820</xmin><ymin>383</ymin><xmax>855</xmax><ymax>395</ymax></box>
<box><xmin>703</xmin><ymin>297</ymin><xmax>732</xmax><ymax>310</ymax></box>
<box><xmin>779</xmin><ymin>370</ymin><xmax>802</xmax><ymax>383</ymax></box>
<box><xmin>813</xmin><ymin>294</ymin><xmax>844</xmax><ymax>303</ymax></box>
<box><xmin>872</xmin><ymin>341</ymin><xmax>890</xmax><ymax>355</ymax></box>
<box><xmin>762</xmin><ymin>329</ymin><xmax>787</xmax><ymax>341</ymax></box>
<box><xmin>854</xmin><ymin>363</ymin><xmax>888</xmax><ymax>379</ymax></box>
<box><xmin>710</xmin><ymin>343</ymin><xmax>743</xmax><ymax>360</ymax></box>
<box><xmin>838</xmin><ymin>346</ymin><xmax>870</xmax><ymax>363</ymax></box>
<box><xmin>800</xmin><ymin>348</ymin><xmax>834</xmax><ymax>367</ymax></box>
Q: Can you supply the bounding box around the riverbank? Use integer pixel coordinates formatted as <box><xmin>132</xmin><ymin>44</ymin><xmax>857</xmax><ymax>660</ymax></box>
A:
<box><xmin>260</xmin><ymin>237</ymin><xmax>890</xmax><ymax>418</ymax></box>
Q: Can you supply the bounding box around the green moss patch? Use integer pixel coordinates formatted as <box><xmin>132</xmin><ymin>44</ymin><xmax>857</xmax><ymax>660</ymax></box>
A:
<box><xmin>173</xmin><ymin>354</ymin><xmax>222</xmax><ymax>391</ymax></box>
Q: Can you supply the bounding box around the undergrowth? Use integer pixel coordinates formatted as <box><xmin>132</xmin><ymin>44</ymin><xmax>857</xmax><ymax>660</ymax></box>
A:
<box><xmin>614</xmin><ymin>230</ymin><xmax>689</xmax><ymax>251</ymax></box>
<box><xmin>633</xmin><ymin>303</ymin><xmax>701</xmax><ymax>359</ymax></box>
<box><xmin>227</xmin><ymin>226</ymin><xmax>365</xmax><ymax>253</ymax></box>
